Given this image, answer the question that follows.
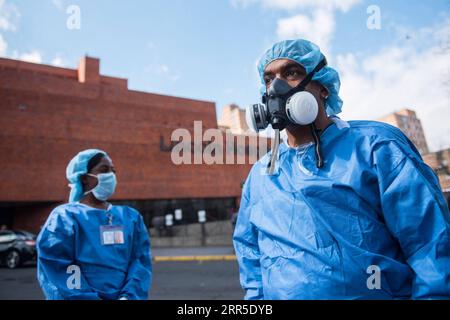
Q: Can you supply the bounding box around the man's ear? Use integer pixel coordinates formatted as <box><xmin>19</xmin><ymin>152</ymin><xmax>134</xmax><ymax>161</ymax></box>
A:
<box><xmin>320</xmin><ymin>85</ymin><xmax>329</xmax><ymax>100</ymax></box>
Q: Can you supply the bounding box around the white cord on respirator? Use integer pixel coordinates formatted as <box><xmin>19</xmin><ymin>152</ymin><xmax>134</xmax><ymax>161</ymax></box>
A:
<box><xmin>267</xmin><ymin>129</ymin><xmax>280</xmax><ymax>175</ymax></box>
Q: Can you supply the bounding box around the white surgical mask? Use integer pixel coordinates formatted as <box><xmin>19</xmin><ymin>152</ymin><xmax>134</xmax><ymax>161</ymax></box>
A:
<box><xmin>84</xmin><ymin>172</ymin><xmax>117</xmax><ymax>201</ymax></box>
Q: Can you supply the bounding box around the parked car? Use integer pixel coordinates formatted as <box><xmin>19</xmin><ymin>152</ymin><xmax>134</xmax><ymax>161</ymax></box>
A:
<box><xmin>0</xmin><ymin>230</ymin><xmax>37</xmax><ymax>269</ymax></box>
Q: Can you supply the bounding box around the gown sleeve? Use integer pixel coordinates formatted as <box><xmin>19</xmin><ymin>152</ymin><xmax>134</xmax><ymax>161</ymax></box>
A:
<box><xmin>119</xmin><ymin>212</ymin><xmax>152</xmax><ymax>300</ymax></box>
<box><xmin>37</xmin><ymin>206</ymin><xmax>101</xmax><ymax>300</ymax></box>
<box><xmin>373</xmin><ymin>138</ymin><xmax>450</xmax><ymax>299</ymax></box>
<box><xmin>233</xmin><ymin>173</ymin><xmax>264</xmax><ymax>300</ymax></box>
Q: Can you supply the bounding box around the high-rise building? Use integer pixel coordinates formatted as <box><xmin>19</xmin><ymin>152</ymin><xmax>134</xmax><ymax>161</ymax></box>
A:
<box><xmin>423</xmin><ymin>148</ymin><xmax>450</xmax><ymax>193</ymax></box>
<box><xmin>378</xmin><ymin>109</ymin><xmax>429</xmax><ymax>155</ymax></box>
<box><xmin>378</xmin><ymin>109</ymin><xmax>449</xmax><ymax>198</ymax></box>
<box><xmin>218</xmin><ymin>104</ymin><xmax>249</xmax><ymax>134</ymax></box>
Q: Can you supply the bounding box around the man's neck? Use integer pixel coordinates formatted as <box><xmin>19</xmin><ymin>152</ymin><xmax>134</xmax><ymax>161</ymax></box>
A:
<box><xmin>286</xmin><ymin>116</ymin><xmax>333</xmax><ymax>148</ymax></box>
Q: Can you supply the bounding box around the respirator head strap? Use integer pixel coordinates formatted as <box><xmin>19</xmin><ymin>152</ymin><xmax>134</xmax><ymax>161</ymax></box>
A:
<box><xmin>262</xmin><ymin>57</ymin><xmax>327</xmax><ymax>102</ymax></box>
<box><xmin>288</xmin><ymin>57</ymin><xmax>327</xmax><ymax>169</ymax></box>
<box><xmin>267</xmin><ymin>128</ymin><xmax>280</xmax><ymax>175</ymax></box>
<box><xmin>285</xmin><ymin>58</ymin><xmax>328</xmax><ymax>97</ymax></box>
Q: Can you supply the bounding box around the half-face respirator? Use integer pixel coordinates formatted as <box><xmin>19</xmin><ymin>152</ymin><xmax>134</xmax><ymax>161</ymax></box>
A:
<box><xmin>245</xmin><ymin>58</ymin><xmax>327</xmax><ymax>174</ymax></box>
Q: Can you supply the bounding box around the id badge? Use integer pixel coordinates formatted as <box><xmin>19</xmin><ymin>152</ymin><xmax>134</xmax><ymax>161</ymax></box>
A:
<box><xmin>100</xmin><ymin>225</ymin><xmax>125</xmax><ymax>245</ymax></box>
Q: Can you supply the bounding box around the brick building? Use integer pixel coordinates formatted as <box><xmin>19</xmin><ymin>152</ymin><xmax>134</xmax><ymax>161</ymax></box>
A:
<box><xmin>0</xmin><ymin>56</ymin><xmax>264</xmax><ymax>233</ymax></box>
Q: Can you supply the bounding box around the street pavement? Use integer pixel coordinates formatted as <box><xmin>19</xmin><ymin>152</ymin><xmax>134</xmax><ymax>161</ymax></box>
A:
<box><xmin>0</xmin><ymin>246</ymin><xmax>244</xmax><ymax>300</ymax></box>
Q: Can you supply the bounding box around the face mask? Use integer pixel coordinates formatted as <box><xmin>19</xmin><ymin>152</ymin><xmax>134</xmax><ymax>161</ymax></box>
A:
<box><xmin>246</xmin><ymin>58</ymin><xmax>327</xmax><ymax>174</ymax></box>
<box><xmin>246</xmin><ymin>58</ymin><xmax>327</xmax><ymax>132</ymax></box>
<box><xmin>84</xmin><ymin>172</ymin><xmax>117</xmax><ymax>201</ymax></box>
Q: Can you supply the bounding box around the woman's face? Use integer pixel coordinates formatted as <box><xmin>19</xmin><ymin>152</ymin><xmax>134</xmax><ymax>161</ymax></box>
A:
<box><xmin>82</xmin><ymin>156</ymin><xmax>116</xmax><ymax>194</ymax></box>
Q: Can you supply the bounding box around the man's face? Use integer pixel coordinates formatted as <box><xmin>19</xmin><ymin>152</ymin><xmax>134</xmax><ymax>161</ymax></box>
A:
<box><xmin>263</xmin><ymin>58</ymin><xmax>326</xmax><ymax>102</ymax></box>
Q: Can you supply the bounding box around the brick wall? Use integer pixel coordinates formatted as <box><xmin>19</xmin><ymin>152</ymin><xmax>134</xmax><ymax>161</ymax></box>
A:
<box><xmin>0</xmin><ymin>57</ymin><xmax>258</xmax><ymax>207</ymax></box>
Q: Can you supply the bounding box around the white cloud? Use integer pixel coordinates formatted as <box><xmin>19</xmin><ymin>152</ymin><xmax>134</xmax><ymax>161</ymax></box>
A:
<box><xmin>0</xmin><ymin>1</ymin><xmax>65</xmax><ymax>67</ymax></box>
<box><xmin>276</xmin><ymin>8</ymin><xmax>335</xmax><ymax>56</ymax></box>
<box><xmin>337</xmin><ymin>19</ymin><xmax>450</xmax><ymax>152</ymax></box>
<box><xmin>232</xmin><ymin>0</ymin><xmax>360</xmax><ymax>12</ymax></box>
<box><xmin>17</xmin><ymin>50</ymin><xmax>43</xmax><ymax>63</ymax></box>
<box><xmin>0</xmin><ymin>34</ymin><xmax>7</xmax><ymax>56</ymax></box>
<box><xmin>51</xmin><ymin>55</ymin><xmax>66</xmax><ymax>67</ymax></box>
<box><xmin>6</xmin><ymin>49</ymin><xmax>46</xmax><ymax>65</ymax></box>
<box><xmin>51</xmin><ymin>0</ymin><xmax>64</xmax><ymax>11</ymax></box>
<box><xmin>273</xmin><ymin>0</ymin><xmax>361</xmax><ymax>55</ymax></box>
<box><xmin>0</xmin><ymin>1</ymin><xmax>67</xmax><ymax>69</ymax></box>
<box><xmin>230</xmin><ymin>0</ymin><xmax>258</xmax><ymax>9</ymax></box>
<box><xmin>232</xmin><ymin>0</ymin><xmax>361</xmax><ymax>56</ymax></box>
<box><xmin>261</xmin><ymin>0</ymin><xmax>360</xmax><ymax>12</ymax></box>
<box><xmin>0</xmin><ymin>0</ymin><xmax>20</xmax><ymax>58</ymax></box>
<box><xmin>0</xmin><ymin>0</ymin><xmax>20</xmax><ymax>32</ymax></box>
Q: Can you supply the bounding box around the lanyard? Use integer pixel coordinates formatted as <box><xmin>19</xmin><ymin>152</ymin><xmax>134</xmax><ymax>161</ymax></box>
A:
<box><xmin>107</xmin><ymin>212</ymin><xmax>113</xmax><ymax>225</ymax></box>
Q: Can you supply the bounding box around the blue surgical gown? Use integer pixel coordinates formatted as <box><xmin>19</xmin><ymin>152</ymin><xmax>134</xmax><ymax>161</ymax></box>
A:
<box><xmin>233</xmin><ymin>119</ymin><xmax>450</xmax><ymax>299</ymax></box>
<box><xmin>37</xmin><ymin>203</ymin><xmax>152</xmax><ymax>300</ymax></box>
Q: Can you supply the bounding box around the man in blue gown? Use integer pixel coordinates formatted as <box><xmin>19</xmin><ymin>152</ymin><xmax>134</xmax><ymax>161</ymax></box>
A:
<box><xmin>233</xmin><ymin>39</ymin><xmax>450</xmax><ymax>299</ymax></box>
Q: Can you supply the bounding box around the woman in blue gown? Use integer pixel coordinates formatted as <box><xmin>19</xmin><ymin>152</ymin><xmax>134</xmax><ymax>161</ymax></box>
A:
<box><xmin>37</xmin><ymin>149</ymin><xmax>152</xmax><ymax>300</ymax></box>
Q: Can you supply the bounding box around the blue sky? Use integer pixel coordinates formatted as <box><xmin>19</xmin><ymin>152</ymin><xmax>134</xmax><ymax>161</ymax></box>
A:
<box><xmin>1</xmin><ymin>0</ymin><xmax>449</xmax><ymax>150</ymax></box>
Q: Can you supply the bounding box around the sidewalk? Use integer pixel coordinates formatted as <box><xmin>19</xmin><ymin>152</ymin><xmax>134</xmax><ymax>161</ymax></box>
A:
<box><xmin>151</xmin><ymin>246</ymin><xmax>236</xmax><ymax>262</ymax></box>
